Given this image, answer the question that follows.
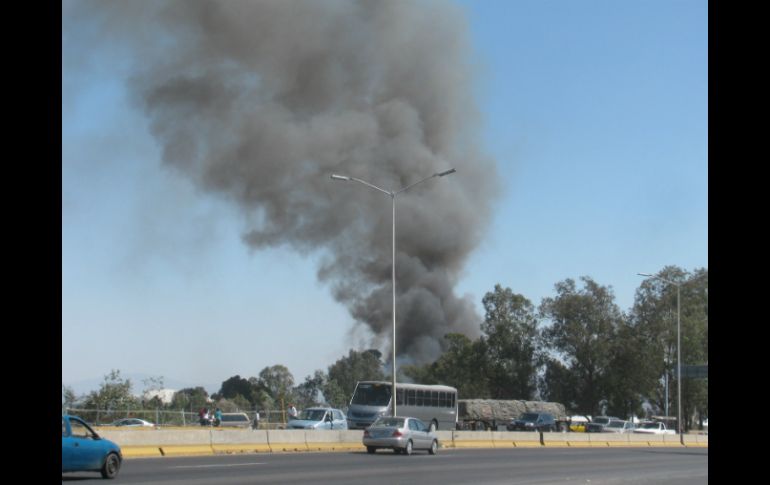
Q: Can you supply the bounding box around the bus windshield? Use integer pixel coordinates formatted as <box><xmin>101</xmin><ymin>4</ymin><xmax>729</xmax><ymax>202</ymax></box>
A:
<box><xmin>351</xmin><ymin>383</ymin><xmax>391</xmax><ymax>406</ymax></box>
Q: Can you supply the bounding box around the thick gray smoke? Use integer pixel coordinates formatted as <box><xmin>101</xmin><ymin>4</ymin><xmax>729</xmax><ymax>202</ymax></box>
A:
<box><xmin>78</xmin><ymin>0</ymin><xmax>499</xmax><ymax>365</ymax></box>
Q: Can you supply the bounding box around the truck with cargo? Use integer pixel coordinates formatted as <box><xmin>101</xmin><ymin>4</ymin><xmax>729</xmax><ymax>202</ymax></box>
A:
<box><xmin>456</xmin><ymin>399</ymin><xmax>569</xmax><ymax>431</ymax></box>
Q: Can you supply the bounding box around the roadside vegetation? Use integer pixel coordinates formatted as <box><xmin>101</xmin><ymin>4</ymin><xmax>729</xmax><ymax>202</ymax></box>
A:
<box><xmin>63</xmin><ymin>265</ymin><xmax>707</xmax><ymax>431</ymax></box>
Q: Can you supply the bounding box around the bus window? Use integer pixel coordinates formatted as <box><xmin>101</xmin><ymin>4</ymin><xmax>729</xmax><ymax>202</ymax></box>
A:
<box><xmin>431</xmin><ymin>391</ymin><xmax>439</xmax><ymax>407</ymax></box>
<box><xmin>416</xmin><ymin>390</ymin><xmax>424</xmax><ymax>406</ymax></box>
<box><xmin>407</xmin><ymin>389</ymin><xmax>416</xmax><ymax>406</ymax></box>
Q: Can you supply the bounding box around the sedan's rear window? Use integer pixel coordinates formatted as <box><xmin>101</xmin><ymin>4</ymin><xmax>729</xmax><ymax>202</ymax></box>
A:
<box><xmin>373</xmin><ymin>417</ymin><xmax>404</xmax><ymax>427</ymax></box>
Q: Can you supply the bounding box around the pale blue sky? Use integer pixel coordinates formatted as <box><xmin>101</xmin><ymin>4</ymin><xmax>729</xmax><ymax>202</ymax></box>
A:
<box><xmin>62</xmin><ymin>0</ymin><xmax>707</xmax><ymax>395</ymax></box>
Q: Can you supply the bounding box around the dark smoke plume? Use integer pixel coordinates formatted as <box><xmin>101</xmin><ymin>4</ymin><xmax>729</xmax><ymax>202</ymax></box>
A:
<box><xmin>76</xmin><ymin>0</ymin><xmax>499</xmax><ymax>365</ymax></box>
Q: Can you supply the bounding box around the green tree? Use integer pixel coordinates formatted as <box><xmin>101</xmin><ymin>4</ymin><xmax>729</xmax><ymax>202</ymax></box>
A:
<box><xmin>171</xmin><ymin>387</ymin><xmax>210</xmax><ymax>412</ymax></box>
<box><xmin>322</xmin><ymin>378</ymin><xmax>349</xmax><ymax>409</ymax></box>
<box><xmin>62</xmin><ymin>384</ymin><xmax>78</xmax><ymax>410</ymax></box>
<box><xmin>539</xmin><ymin>277</ymin><xmax>622</xmax><ymax>416</ymax></box>
<box><xmin>539</xmin><ymin>358</ymin><xmax>578</xmax><ymax>411</ymax></box>
<box><xmin>604</xmin><ymin>319</ymin><xmax>652</xmax><ymax>419</ymax></box>
<box><xmin>259</xmin><ymin>365</ymin><xmax>295</xmax><ymax>408</ymax></box>
<box><xmin>403</xmin><ymin>333</ymin><xmax>490</xmax><ymax>398</ymax></box>
<box><xmin>141</xmin><ymin>375</ymin><xmax>166</xmax><ymax>409</ymax></box>
<box><xmin>82</xmin><ymin>369</ymin><xmax>140</xmax><ymax>412</ymax></box>
<box><xmin>248</xmin><ymin>377</ymin><xmax>273</xmax><ymax>410</ymax></box>
<box><xmin>632</xmin><ymin>266</ymin><xmax>708</xmax><ymax>430</ymax></box>
<box><xmin>219</xmin><ymin>375</ymin><xmax>254</xmax><ymax>402</ymax></box>
<box><xmin>326</xmin><ymin>349</ymin><xmax>386</xmax><ymax>400</ymax></box>
<box><xmin>481</xmin><ymin>284</ymin><xmax>540</xmax><ymax>399</ymax></box>
<box><xmin>294</xmin><ymin>370</ymin><xmax>327</xmax><ymax>409</ymax></box>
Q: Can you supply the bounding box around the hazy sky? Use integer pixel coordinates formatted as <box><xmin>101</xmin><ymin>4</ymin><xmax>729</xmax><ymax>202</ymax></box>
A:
<box><xmin>62</xmin><ymin>0</ymin><xmax>708</xmax><ymax>395</ymax></box>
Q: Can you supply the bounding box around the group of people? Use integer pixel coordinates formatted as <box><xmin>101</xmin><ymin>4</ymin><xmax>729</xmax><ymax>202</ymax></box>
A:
<box><xmin>198</xmin><ymin>407</ymin><xmax>223</xmax><ymax>426</ymax></box>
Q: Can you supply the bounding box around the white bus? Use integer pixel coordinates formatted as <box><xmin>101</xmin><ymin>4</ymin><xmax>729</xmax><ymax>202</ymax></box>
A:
<box><xmin>347</xmin><ymin>381</ymin><xmax>458</xmax><ymax>431</ymax></box>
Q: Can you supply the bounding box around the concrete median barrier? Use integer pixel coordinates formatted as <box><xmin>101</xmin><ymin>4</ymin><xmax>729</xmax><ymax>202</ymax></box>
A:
<box><xmin>120</xmin><ymin>446</ymin><xmax>163</xmax><ymax>457</ymax></box>
<box><xmin>211</xmin><ymin>429</ymin><xmax>271</xmax><ymax>454</ymax></box>
<box><xmin>435</xmin><ymin>431</ymin><xmax>453</xmax><ymax>449</ymax></box>
<box><xmin>563</xmin><ymin>434</ymin><xmax>593</xmax><ymax>447</ymax></box>
<box><xmin>546</xmin><ymin>432</ymin><xmax>590</xmax><ymax>447</ymax></box>
<box><xmin>267</xmin><ymin>429</ymin><xmax>310</xmax><ymax>452</ymax></box>
<box><xmin>304</xmin><ymin>430</ymin><xmax>365</xmax><ymax>452</ymax></box>
<box><xmin>159</xmin><ymin>445</ymin><xmax>215</xmax><ymax>456</ymax></box>
<box><xmin>451</xmin><ymin>431</ymin><xmax>497</xmax><ymax>448</ymax></box>
<box><xmin>97</xmin><ymin>426</ymin><xmax>705</xmax><ymax>458</ymax></box>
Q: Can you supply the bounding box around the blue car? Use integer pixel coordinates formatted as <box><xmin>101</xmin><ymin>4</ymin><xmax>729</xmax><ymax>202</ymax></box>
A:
<box><xmin>62</xmin><ymin>415</ymin><xmax>122</xmax><ymax>479</ymax></box>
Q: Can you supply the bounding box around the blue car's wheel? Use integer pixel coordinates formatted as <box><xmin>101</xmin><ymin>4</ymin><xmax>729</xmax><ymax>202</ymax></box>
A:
<box><xmin>101</xmin><ymin>452</ymin><xmax>121</xmax><ymax>479</ymax></box>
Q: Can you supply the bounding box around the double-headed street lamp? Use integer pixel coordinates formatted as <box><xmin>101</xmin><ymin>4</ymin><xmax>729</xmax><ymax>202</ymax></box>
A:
<box><xmin>331</xmin><ymin>168</ymin><xmax>456</xmax><ymax>417</ymax></box>
<box><xmin>638</xmin><ymin>272</ymin><xmax>684</xmax><ymax>445</ymax></box>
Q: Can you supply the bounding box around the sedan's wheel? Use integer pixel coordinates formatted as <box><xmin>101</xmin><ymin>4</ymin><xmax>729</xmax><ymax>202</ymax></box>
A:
<box><xmin>429</xmin><ymin>440</ymin><xmax>438</xmax><ymax>455</ymax></box>
<box><xmin>404</xmin><ymin>440</ymin><xmax>413</xmax><ymax>456</ymax></box>
<box><xmin>101</xmin><ymin>453</ymin><xmax>121</xmax><ymax>479</ymax></box>
<box><xmin>367</xmin><ymin>446</ymin><xmax>376</xmax><ymax>454</ymax></box>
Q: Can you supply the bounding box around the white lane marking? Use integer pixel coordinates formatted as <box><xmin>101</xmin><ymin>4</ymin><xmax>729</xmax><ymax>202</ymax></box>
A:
<box><xmin>172</xmin><ymin>462</ymin><xmax>266</xmax><ymax>469</ymax></box>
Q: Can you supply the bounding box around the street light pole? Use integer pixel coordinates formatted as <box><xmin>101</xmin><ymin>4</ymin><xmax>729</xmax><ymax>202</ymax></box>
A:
<box><xmin>331</xmin><ymin>168</ymin><xmax>457</xmax><ymax>417</ymax></box>
<box><xmin>332</xmin><ymin>169</ymin><xmax>456</xmax><ymax>417</ymax></box>
<box><xmin>638</xmin><ymin>272</ymin><xmax>684</xmax><ymax>446</ymax></box>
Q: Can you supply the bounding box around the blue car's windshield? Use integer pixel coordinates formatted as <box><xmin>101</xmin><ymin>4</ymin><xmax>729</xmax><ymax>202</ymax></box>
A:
<box><xmin>299</xmin><ymin>409</ymin><xmax>327</xmax><ymax>421</ymax></box>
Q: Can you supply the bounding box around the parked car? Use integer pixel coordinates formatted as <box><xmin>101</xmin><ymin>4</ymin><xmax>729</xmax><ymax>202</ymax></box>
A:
<box><xmin>506</xmin><ymin>412</ymin><xmax>556</xmax><ymax>432</ymax></box>
<box><xmin>219</xmin><ymin>412</ymin><xmax>252</xmax><ymax>428</ymax></box>
<box><xmin>62</xmin><ymin>415</ymin><xmax>122</xmax><ymax>479</ymax></box>
<box><xmin>362</xmin><ymin>416</ymin><xmax>439</xmax><ymax>455</ymax></box>
<box><xmin>568</xmin><ymin>415</ymin><xmax>590</xmax><ymax>432</ymax></box>
<box><xmin>585</xmin><ymin>416</ymin><xmax>619</xmax><ymax>433</ymax></box>
<box><xmin>633</xmin><ymin>421</ymin><xmax>676</xmax><ymax>435</ymax></box>
<box><xmin>602</xmin><ymin>419</ymin><xmax>635</xmax><ymax>433</ymax></box>
<box><xmin>109</xmin><ymin>418</ymin><xmax>155</xmax><ymax>427</ymax></box>
<box><xmin>287</xmin><ymin>407</ymin><xmax>348</xmax><ymax>430</ymax></box>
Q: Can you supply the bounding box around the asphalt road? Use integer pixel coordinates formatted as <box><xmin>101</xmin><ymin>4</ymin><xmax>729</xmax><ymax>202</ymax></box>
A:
<box><xmin>62</xmin><ymin>447</ymin><xmax>708</xmax><ymax>485</ymax></box>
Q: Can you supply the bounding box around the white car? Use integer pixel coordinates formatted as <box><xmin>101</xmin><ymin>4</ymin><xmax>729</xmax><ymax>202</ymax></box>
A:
<box><xmin>602</xmin><ymin>419</ymin><xmax>635</xmax><ymax>433</ymax></box>
<box><xmin>110</xmin><ymin>418</ymin><xmax>155</xmax><ymax>427</ymax></box>
<box><xmin>633</xmin><ymin>421</ymin><xmax>676</xmax><ymax>435</ymax></box>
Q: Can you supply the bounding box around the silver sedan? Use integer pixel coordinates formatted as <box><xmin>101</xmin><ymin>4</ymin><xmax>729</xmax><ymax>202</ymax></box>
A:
<box><xmin>362</xmin><ymin>416</ymin><xmax>439</xmax><ymax>455</ymax></box>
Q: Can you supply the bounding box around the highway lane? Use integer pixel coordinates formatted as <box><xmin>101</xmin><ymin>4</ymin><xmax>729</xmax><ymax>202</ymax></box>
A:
<box><xmin>62</xmin><ymin>447</ymin><xmax>707</xmax><ymax>484</ymax></box>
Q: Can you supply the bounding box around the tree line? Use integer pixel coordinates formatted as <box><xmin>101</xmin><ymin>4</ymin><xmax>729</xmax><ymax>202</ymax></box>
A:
<box><xmin>63</xmin><ymin>265</ymin><xmax>707</xmax><ymax>430</ymax></box>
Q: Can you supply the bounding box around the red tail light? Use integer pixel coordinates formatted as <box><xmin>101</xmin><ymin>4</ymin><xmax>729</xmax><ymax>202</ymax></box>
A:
<box><xmin>392</xmin><ymin>430</ymin><xmax>403</xmax><ymax>437</ymax></box>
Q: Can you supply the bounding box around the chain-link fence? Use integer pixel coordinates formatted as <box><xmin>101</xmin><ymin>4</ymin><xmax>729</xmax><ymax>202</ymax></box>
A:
<box><xmin>63</xmin><ymin>407</ymin><xmax>296</xmax><ymax>429</ymax></box>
